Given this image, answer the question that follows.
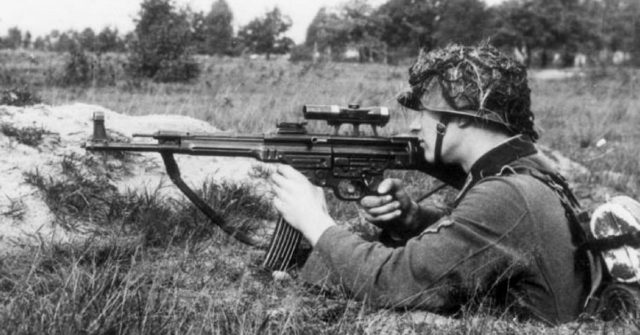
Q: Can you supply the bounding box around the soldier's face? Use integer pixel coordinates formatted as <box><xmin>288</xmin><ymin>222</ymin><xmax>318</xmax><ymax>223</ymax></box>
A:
<box><xmin>408</xmin><ymin>110</ymin><xmax>441</xmax><ymax>163</ymax></box>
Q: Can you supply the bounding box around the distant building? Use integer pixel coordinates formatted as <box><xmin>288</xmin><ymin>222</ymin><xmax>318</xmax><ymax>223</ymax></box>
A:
<box><xmin>343</xmin><ymin>47</ymin><xmax>359</xmax><ymax>61</ymax></box>
<box><xmin>573</xmin><ymin>53</ymin><xmax>587</xmax><ymax>67</ymax></box>
<box><xmin>612</xmin><ymin>51</ymin><xmax>631</xmax><ymax>65</ymax></box>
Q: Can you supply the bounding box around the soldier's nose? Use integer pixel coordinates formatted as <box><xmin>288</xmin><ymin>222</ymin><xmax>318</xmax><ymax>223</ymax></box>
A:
<box><xmin>409</xmin><ymin>119</ymin><xmax>422</xmax><ymax>132</ymax></box>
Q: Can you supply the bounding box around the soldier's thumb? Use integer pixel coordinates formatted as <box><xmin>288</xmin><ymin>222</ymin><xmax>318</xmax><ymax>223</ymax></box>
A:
<box><xmin>377</xmin><ymin>178</ymin><xmax>402</xmax><ymax>195</ymax></box>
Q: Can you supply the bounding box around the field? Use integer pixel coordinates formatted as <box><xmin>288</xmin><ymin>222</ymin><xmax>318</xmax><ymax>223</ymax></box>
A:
<box><xmin>1</xmin><ymin>49</ymin><xmax>640</xmax><ymax>334</ymax></box>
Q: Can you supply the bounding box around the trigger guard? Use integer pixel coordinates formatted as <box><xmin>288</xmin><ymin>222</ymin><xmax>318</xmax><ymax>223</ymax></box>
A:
<box><xmin>335</xmin><ymin>179</ymin><xmax>366</xmax><ymax>201</ymax></box>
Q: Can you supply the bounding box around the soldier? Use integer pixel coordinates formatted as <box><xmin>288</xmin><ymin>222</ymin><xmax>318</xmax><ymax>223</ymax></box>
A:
<box><xmin>270</xmin><ymin>43</ymin><xmax>590</xmax><ymax>325</ymax></box>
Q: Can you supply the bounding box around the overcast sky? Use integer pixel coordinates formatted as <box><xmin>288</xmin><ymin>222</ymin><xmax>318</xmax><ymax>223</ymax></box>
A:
<box><xmin>0</xmin><ymin>0</ymin><xmax>502</xmax><ymax>44</ymax></box>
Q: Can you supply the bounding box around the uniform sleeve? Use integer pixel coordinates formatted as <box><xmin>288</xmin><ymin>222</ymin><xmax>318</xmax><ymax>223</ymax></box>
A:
<box><xmin>379</xmin><ymin>205</ymin><xmax>449</xmax><ymax>245</ymax></box>
<box><xmin>314</xmin><ymin>177</ymin><xmax>535</xmax><ymax>312</ymax></box>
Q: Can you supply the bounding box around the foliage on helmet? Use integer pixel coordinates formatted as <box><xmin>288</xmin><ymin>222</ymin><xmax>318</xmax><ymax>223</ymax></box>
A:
<box><xmin>402</xmin><ymin>43</ymin><xmax>539</xmax><ymax>141</ymax></box>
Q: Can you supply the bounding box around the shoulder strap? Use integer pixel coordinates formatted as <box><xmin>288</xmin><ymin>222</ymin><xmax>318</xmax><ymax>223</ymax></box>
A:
<box><xmin>509</xmin><ymin>165</ymin><xmax>590</xmax><ymax>245</ymax></box>
<box><xmin>507</xmin><ymin>165</ymin><xmax>605</xmax><ymax>314</ymax></box>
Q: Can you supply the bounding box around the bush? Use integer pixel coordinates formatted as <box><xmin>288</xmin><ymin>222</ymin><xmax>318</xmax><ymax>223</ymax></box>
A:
<box><xmin>23</xmin><ymin>155</ymin><xmax>119</xmax><ymax>230</ymax></box>
<box><xmin>60</xmin><ymin>44</ymin><xmax>92</xmax><ymax>86</ymax></box>
<box><xmin>288</xmin><ymin>44</ymin><xmax>314</xmax><ymax>63</ymax></box>
<box><xmin>0</xmin><ymin>86</ymin><xmax>41</xmax><ymax>106</ymax></box>
<box><xmin>57</xmin><ymin>45</ymin><xmax>121</xmax><ymax>87</ymax></box>
<box><xmin>152</xmin><ymin>57</ymin><xmax>200</xmax><ymax>82</ymax></box>
<box><xmin>0</xmin><ymin>123</ymin><xmax>46</xmax><ymax>146</ymax></box>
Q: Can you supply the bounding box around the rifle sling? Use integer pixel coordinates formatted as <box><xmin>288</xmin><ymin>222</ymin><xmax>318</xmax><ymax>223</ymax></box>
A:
<box><xmin>160</xmin><ymin>152</ymin><xmax>258</xmax><ymax>246</ymax></box>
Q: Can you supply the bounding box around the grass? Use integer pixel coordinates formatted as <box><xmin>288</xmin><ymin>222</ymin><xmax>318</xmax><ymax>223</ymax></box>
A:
<box><xmin>0</xmin><ymin>123</ymin><xmax>47</xmax><ymax>146</ymax></box>
<box><xmin>1</xmin><ymin>50</ymin><xmax>640</xmax><ymax>333</ymax></box>
<box><xmin>532</xmin><ymin>68</ymin><xmax>640</xmax><ymax>206</ymax></box>
<box><xmin>22</xmin><ymin>153</ymin><xmax>276</xmax><ymax>248</ymax></box>
<box><xmin>0</xmin><ymin>196</ymin><xmax>25</xmax><ymax>222</ymax></box>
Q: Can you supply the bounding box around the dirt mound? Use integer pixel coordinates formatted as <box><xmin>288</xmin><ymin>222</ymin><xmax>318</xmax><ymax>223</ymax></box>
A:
<box><xmin>0</xmin><ymin>103</ymin><xmax>262</xmax><ymax>253</ymax></box>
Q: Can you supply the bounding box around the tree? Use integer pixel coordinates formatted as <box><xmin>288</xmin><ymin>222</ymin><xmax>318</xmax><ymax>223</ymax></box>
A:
<box><xmin>127</xmin><ymin>0</ymin><xmax>200</xmax><ymax>82</ymax></box>
<box><xmin>547</xmin><ymin>0</ymin><xmax>599</xmax><ymax>64</ymax></box>
<box><xmin>6</xmin><ymin>27</ymin><xmax>23</xmax><ymax>49</ymax></box>
<box><xmin>123</xmin><ymin>31</ymin><xmax>136</xmax><ymax>50</ymax></box>
<box><xmin>375</xmin><ymin>0</ymin><xmax>438</xmax><ymax>52</ymax></box>
<box><xmin>22</xmin><ymin>31</ymin><xmax>32</xmax><ymax>49</ymax></box>
<box><xmin>488</xmin><ymin>0</ymin><xmax>599</xmax><ymax>67</ymax></box>
<box><xmin>33</xmin><ymin>37</ymin><xmax>46</xmax><ymax>50</ymax></box>
<box><xmin>96</xmin><ymin>27</ymin><xmax>124</xmax><ymax>53</ymax></box>
<box><xmin>305</xmin><ymin>0</ymin><xmax>487</xmax><ymax>62</ymax></box>
<box><xmin>375</xmin><ymin>0</ymin><xmax>489</xmax><ymax>57</ymax></box>
<box><xmin>340</xmin><ymin>0</ymin><xmax>387</xmax><ymax>62</ymax></box>
<box><xmin>79</xmin><ymin>28</ymin><xmax>97</xmax><ymax>52</ymax></box>
<box><xmin>431</xmin><ymin>0</ymin><xmax>487</xmax><ymax>47</ymax></box>
<box><xmin>305</xmin><ymin>7</ymin><xmax>347</xmax><ymax>55</ymax></box>
<box><xmin>198</xmin><ymin>0</ymin><xmax>234</xmax><ymax>55</ymax></box>
<box><xmin>592</xmin><ymin>0</ymin><xmax>640</xmax><ymax>63</ymax></box>
<box><xmin>52</xmin><ymin>31</ymin><xmax>75</xmax><ymax>52</ymax></box>
<box><xmin>305</xmin><ymin>1</ymin><xmax>387</xmax><ymax>62</ymax></box>
<box><xmin>488</xmin><ymin>0</ymin><xmax>549</xmax><ymax>66</ymax></box>
<box><xmin>190</xmin><ymin>11</ymin><xmax>208</xmax><ymax>53</ymax></box>
<box><xmin>238</xmin><ymin>7</ymin><xmax>293</xmax><ymax>59</ymax></box>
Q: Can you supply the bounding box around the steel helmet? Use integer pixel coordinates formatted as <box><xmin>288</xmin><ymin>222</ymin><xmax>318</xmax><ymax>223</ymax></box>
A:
<box><xmin>397</xmin><ymin>43</ymin><xmax>539</xmax><ymax>141</ymax></box>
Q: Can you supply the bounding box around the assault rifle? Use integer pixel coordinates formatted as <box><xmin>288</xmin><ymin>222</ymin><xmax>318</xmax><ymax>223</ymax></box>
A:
<box><xmin>84</xmin><ymin>105</ymin><xmax>465</xmax><ymax>271</ymax></box>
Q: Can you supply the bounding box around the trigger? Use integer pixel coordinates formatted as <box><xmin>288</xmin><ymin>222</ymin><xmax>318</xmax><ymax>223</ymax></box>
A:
<box><xmin>364</xmin><ymin>176</ymin><xmax>383</xmax><ymax>195</ymax></box>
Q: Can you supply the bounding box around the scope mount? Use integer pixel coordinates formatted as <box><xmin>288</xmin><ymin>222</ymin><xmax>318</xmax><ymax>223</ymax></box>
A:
<box><xmin>276</xmin><ymin>121</ymin><xmax>308</xmax><ymax>134</ymax></box>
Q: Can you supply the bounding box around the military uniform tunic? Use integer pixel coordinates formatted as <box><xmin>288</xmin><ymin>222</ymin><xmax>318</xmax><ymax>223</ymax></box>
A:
<box><xmin>305</xmin><ymin>136</ymin><xmax>588</xmax><ymax>325</ymax></box>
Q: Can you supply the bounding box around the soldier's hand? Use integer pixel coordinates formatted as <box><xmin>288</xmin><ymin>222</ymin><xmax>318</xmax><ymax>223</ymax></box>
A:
<box><xmin>359</xmin><ymin>178</ymin><xmax>419</xmax><ymax>232</ymax></box>
<box><xmin>270</xmin><ymin>164</ymin><xmax>335</xmax><ymax>246</ymax></box>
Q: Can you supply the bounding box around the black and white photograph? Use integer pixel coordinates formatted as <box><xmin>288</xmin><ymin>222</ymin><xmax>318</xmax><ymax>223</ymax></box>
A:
<box><xmin>1</xmin><ymin>0</ymin><xmax>639</xmax><ymax>333</ymax></box>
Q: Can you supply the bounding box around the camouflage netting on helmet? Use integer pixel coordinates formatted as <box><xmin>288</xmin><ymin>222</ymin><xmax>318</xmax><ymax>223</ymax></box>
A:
<box><xmin>398</xmin><ymin>43</ymin><xmax>539</xmax><ymax>141</ymax></box>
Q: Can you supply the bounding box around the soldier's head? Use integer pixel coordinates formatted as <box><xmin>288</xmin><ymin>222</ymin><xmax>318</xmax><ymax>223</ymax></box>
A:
<box><xmin>397</xmin><ymin>43</ymin><xmax>538</xmax><ymax>165</ymax></box>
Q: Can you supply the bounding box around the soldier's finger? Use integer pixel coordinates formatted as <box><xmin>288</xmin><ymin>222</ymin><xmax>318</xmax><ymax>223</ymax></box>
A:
<box><xmin>377</xmin><ymin>178</ymin><xmax>403</xmax><ymax>194</ymax></box>
<box><xmin>360</xmin><ymin>194</ymin><xmax>394</xmax><ymax>208</ymax></box>
<box><xmin>271</xmin><ymin>178</ymin><xmax>297</xmax><ymax>198</ymax></box>
<box><xmin>371</xmin><ymin>209</ymin><xmax>402</xmax><ymax>222</ymax></box>
<box><xmin>366</xmin><ymin>201</ymin><xmax>401</xmax><ymax>216</ymax></box>
<box><xmin>362</xmin><ymin>211</ymin><xmax>386</xmax><ymax>223</ymax></box>
<box><xmin>270</xmin><ymin>181</ymin><xmax>284</xmax><ymax>197</ymax></box>
<box><xmin>362</xmin><ymin>211</ymin><xmax>390</xmax><ymax>227</ymax></box>
<box><xmin>260</xmin><ymin>164</ymin><xmax>278</xmax><ymax>176</ymax></box>
<box><xmin>276</xmin><ymin>164</ymin><xmax>306</xmax><ymax>181</ymax></box>
<box><xmin>270</xmin><ymin>171</ymin><xmax>288</xmax><ymax>188</ymax></box>
<box><xmin>272</xmin><ymin>196</ymin><xmax>285</xmax><ymax>214</ymax></box>
<box><xmin>272</xmin><ymin>186</ymin><xmax>296</xmax><ymax>207</ymax></box>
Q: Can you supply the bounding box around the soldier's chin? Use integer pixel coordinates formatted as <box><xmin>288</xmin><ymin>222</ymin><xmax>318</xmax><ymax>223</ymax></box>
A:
<box><xmin>418</xmin><ymin>140</ymin><xmax>428</xmax><ymax>151</ymax></box>
<box><xmin>421</xmin><ymin>150</ymin><xmax>435</xmax><ymax>164</ymax></box>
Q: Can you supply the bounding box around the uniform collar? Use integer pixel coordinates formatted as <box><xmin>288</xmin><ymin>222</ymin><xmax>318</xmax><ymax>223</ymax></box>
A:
<box><xmin>468</xmin><ymin>135</ymin><xmax>537</xmax><ymax>182</ymax></box>
<box><xmin>454</xmin><ymin>135</ymin><xmax>537</xmax><ymax>204</ymax></box>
